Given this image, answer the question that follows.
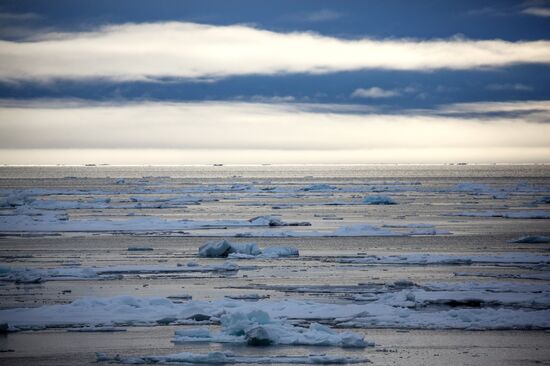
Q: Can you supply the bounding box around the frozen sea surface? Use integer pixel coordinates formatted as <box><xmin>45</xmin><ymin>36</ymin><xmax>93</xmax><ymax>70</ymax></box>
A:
<box><xmin>0</xmin><ymin>165</ymin><xmax>549</xmax><ymax>365</ymax></box>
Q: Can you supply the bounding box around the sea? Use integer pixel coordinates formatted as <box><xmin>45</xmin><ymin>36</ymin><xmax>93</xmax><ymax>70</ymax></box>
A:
<box><xmin>0</xmin><ymin>164</ymin><xmax>549</xmax><ymax>365</ymax></box>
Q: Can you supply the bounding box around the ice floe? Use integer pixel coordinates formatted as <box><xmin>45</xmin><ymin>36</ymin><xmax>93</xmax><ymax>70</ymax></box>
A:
<box><xmin>2</xmin><ymin>293</ymin><xmax>550</xmax><ymax>331</ymax></box>
<box><xmin>324</xmin><ymin>253</ymin><xmax>550</xmax><ymax>266</ymax></box>
<box><xmin>0</xmin><ymin>214</ymin><xmax>310</xmax><ymax>233</ymax></box>
<box><xmin>173</xmin><ymin>309</ymin><xmax>371</xmax><ymax>348</ymax></box>
<box><xmin>95</xmin><ymin>351</ymin><xmax>369</xmax><ymax>364</ymax></box>
<box><xmin>0</xmin><ymin>262</ymin><xmax>240</xmax><ymax>283</ymax></box>
<box><xmin>378</xmin><ymin>288</ymin><xmax>550</xmax><ymax>310</ymax></box>
<box><xmin>235</xmin><ymin>223</ymin><xmax>448</xmax><ymax>238</ymax></box>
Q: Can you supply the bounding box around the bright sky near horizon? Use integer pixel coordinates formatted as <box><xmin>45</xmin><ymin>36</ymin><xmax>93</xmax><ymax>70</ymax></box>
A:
<box><xmin>0</xmin><ymin>0</ymin><xmax>549</xmax><ymax>164</ymax></box>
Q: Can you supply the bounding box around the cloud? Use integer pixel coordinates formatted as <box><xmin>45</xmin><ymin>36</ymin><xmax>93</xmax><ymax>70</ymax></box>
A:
<box><xmin>1</xmin><ymin>99</ymin><xmax>549</xmax><ymax>164</ymax></box>
<box><xmin>522</xmin><ymin>6</ymin><xmax>550</xmax><ymax>17</ymax></box>
<box><xmin>1</xmin><ymin>22</ymin><xmax>549</xmax><ymax>82</ymax></box>
<box><xmin>351</xmin><ymin>87</ymin><xmax>400</xmax><ymax>98</ymax></box>
<box><xmin>486</xmin><ymin>83</ymin><xmax>533</xmax><ymax>91</ymax></box>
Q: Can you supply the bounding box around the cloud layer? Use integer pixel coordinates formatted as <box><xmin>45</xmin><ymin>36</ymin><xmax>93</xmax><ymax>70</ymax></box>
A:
<box><xmin>1</xmin><ymin>100</ymin><xmax>549</xmax><ymax>164</ymax></box>
<box><xmin>1</xmin><ymin>22</ymin><xmax>550</xmax><ymax>82</ymax></box>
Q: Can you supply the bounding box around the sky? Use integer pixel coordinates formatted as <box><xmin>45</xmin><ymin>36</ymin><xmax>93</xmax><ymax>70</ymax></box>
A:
<box><xmin>0</xmin><ymin>0</ymin><xmax>549</xmax><ymax>165</ymax></box>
